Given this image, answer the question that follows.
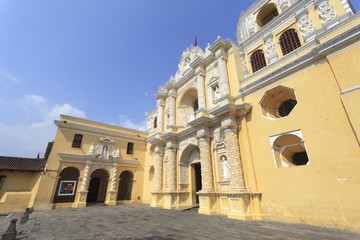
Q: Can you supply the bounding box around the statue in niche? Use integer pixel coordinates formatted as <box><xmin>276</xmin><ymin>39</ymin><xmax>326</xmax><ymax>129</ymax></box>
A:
<box><xmin>214</xmin><ymin>86</ymin><xmax>220</xmax><ymax>100</ymax></box>
<box><xmin>220</xmin><ymin>155</ymin><xmax>230</xmax><ymax>179</ymax></box>
<box><xmin>102</xmin><ymin>145</ymin><xmax>108</xmax><ymax>158</ymax></box>
<box><xmin>189</xmin><ymin>111</ymin><xmax>195</xmax><ymax>122</ymax></box>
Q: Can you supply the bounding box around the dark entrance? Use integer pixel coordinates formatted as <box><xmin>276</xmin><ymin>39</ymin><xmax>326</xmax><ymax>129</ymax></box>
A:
<box><xmin>193</xmin><ymin>163</ymin><xmax>202</xmax><ymax>204</ymax></box>
<box><xmin>86</xmin><ymin>169</ymin><xmax>109</xmax><ymax>203</ymax></box>
<box><xmin>117</xmin><ymin>171</ymin><xmax>133</xmax><ymax>200</ymax></box>
<box><xmin>87</xmin><ymin>177</ymin><xmax>100</xmax><ymax>202</ymax></box>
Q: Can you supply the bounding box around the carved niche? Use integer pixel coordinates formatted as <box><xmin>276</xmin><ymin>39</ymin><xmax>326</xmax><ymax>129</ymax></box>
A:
<box><xmin>89</xmin><ymin>136</ymin><xmax>120</xmax><ymax>160</ymax></box>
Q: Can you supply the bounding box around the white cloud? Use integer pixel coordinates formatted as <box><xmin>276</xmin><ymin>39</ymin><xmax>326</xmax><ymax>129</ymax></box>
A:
<box><xmin>0</xmin><ymin>94</ymin><xmax>86</xmax><ymax>157</ymax></box>
<box><xmin>0</xmin><ymin>71</ymin><xmax>19</xmax><ymax>83</ymax></box>
<box><xmin>117</xmin><ymin>114</ymin><xmax>147</xmax><ymax>131</ymax></box>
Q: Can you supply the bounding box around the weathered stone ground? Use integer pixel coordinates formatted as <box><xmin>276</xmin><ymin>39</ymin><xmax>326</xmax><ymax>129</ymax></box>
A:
<box><xmin>1</xmin><ymin>204</ymin><xmax>360</xmax><ymax>240</ymax></box>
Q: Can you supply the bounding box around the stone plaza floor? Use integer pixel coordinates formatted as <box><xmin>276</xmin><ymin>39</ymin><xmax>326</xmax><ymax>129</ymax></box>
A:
<box><xmin>1</xmin><ymin>204</ymin><xmax>360</xmax><ymax>240</ymax></box>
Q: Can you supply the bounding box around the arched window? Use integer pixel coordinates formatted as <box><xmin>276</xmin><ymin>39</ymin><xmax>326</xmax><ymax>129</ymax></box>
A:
<box><xmin>193</xmin><ymin>99</ymin><xmax>199</xmax><ymax>112</ymax></box>
<box><xmin>257</xmin><ymin>3</ymin><xmax>279</xmax><ymax>27</ymax></box>
<box><xmin>153</xmin><ymin>117</ymin><xmax>157</xmax><ymax>129</ymax></box>
<box><xmin>250</xmin><ymin>50</ymin><xmax>267</xmax><ymax>73</ymax></box>
<box><xmin>270</xmin><ymin>131</ymin><xmax>310</xmax><ymax>168</ymax></box>
<box><xmin>279</xmin><ymin>29</ymin><xmax>301</xmax><ymax>56</ymax></box>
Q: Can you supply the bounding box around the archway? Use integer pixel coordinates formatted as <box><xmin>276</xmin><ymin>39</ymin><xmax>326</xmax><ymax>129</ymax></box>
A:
<box><xmin>53</xmin><ymin>167</ymin><xmax>79</xmax><ymax>203</ymax></box>
<box><xmin>118</xmin><ymin>171</ymin><xmax>134</xmax><ymax>200</ymax></box>
<box><xmin>179</xmin><ymin>144</ymin><xmax>202</xmax><ymax>205</ymax></box>
<box><xmin>192</xmin><ymin>162</ymin><xmax>202</xmax><ymax>204</ymax></box>
<box><xmin>87</xmin><ymin>169</ymin><xmax>109</xmax><ymax>203</ymax></box>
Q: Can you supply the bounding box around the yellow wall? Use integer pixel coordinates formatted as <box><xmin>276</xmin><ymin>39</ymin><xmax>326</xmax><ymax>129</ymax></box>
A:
<box><xmin>0</xmin><ymin>171</ymin><xmax>42</xmax><ymax>212</ymax></box>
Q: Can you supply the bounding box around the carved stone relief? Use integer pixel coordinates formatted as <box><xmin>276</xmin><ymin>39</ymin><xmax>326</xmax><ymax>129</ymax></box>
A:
<box><xmin>246</xmin><ymin>16</ymin><xmax>255</xmax><ymax>36</ymax></box>
<box><xmin>277</xmin><ymin>0</ymin><xmax>289</xmax><ymax>12</ymax></box>
<box><xmin>265</xmin><ymin>39</ymin><xmax>278</xmax><ymax>64</ymax></box>
<box><xmin>299</xmin><ymin>15</ymin><xmax>316</xmax><ymax>37</ymax></box>
<box><xmin>318</xmin><ymin>1</ymin><xmax>337</xmax><ymax>24</ymax></box>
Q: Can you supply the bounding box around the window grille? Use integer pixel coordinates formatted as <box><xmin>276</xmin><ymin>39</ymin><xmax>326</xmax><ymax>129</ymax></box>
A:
<box><xmin>279</xmin><ymin>29</ymin><xmax>301</xmax><ymax>56</ymax></box>
<box><xmin>250</xmin><ymin>50</ymin><xmax>267</xmax><ymax>73</ymax></box>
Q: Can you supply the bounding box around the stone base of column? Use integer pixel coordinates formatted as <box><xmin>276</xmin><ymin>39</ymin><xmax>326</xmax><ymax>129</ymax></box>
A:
<box><xmin>73</xmin><ymin>191</ymin><xmax>88</xmax><ymax>208</ymax></box>
<box><xmin>197</xmin><ymin>191</ymin><xmax>218</xmax><ymax>215</ymax></box>
<box><xmin>104</xmin><ymin>190</ymin><xmax>117</xmax><ymax>206</ymax></box>
<box><xmin>150</xmin><ymin>192</ymin><xmax>164</xmax><ymax>208</ymax></box>
<box><xmin>163</xmin><ymin>192</ymin><xmax>178</xmax><ymax>209</ymax></box>
<box><xmin>225</xmin><ymin>192</ymin><xmax>263</xmax><ymax>220</ymax></box>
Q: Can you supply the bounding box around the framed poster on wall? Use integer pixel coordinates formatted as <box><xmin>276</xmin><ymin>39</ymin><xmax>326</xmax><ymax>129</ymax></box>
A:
<box><xmin>58</xmin><ymin>180</ymin><xmax>77</xmax><ymax>196</ymax></box>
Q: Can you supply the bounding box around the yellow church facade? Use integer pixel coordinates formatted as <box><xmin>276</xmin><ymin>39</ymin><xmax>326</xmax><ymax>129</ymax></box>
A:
<box><xmin>1</xmin><ymin>0</ymin><xmax>360</xmax><ymax>232</ymax></box>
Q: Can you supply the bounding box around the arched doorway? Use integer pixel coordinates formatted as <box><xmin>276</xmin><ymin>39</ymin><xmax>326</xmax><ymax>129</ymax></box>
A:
<box><xmin>53</xmin><ymin>167</ymin><xmax>79</xmax><ymax>203</ymax></box>
<box><xmin>192</xmin><ymin>162</ymin><xmax>202</xmax><ymax>204</ymax></box>
<box><xmin>179</xmin><ymin>144</ymin><xmax>202</xmax><ymax>205</ymax></box>
<box><xmin>117</xmin><ymin>171</ymin><xmax>133</xmax><ymax>201</ymax></box>
<box><xmin>87</xmin><ymin>169</ymin><xmax>109</xmax><ymax>203</ymax></box>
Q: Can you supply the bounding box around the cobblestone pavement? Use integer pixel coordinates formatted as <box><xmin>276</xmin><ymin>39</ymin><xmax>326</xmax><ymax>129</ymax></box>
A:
<box><xmin>1</xmin><ymin>204</ymin><xmax>360</xmax><ymax>240</ymax></box>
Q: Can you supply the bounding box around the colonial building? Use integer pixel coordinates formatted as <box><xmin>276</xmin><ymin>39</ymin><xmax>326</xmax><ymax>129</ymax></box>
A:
<box><xmin>1</xmin><ymin>0</ymin><xmax>360</xmax><ymax>231</ymax></box>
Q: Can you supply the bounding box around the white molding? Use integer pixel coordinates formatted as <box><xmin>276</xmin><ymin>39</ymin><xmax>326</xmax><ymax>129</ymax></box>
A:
<box><xmin>340</xmin><ymin>85</ymin><xmax>360</xmax><ymax>95</ymax></box>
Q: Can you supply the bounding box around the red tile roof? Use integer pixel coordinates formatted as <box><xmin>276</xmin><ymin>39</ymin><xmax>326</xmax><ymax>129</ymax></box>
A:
<box><xmin>0</xmin><ymin>156</ymin><xmax>47</xmax><ymax>172</ymax></box>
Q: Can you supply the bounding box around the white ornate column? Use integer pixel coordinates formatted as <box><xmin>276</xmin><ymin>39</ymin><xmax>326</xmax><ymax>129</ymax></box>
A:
<box><xmin>218</xmin><ymin>56</ymin><xmax>231</xmax><ymax>98</ymax></box>
<box><xmin>110</xmin><ymin>163</ymin><xmax>118</xmax><ymax>191</ymax></box>
<box><xmin>169</xmin><ymin>89</ymin><xmax>176</xmax><ymax>126</ymax></box>
<box><xmin>223</xmin><ymin>126</ymin><xmax>246</xmax><ymax>190</ymax></box>
<box><xmin>157</xmin><ymin>98</ymin><xmax>165</xmax><ymax>132</ymax></box>
<box><xmin>197</xmin><ymin>128</ymin><xmax>214</xmax><ymax>190</ymax></box>
<box><xmin>163</xmin><ymin>141</ymin><xmax>178</xmax><ymax>209</ymax></box>
<box><xmin>74</xmin><ymin>160</ymin><xmax>91</xmax><ymax>208</ymax></box>
<box><xmin>154</xmin><ymin>146</ymin><xmax>164</xmax><ymax>191</ymax></box>
<box><xmin>166</xmin><ymin>144</ymin><xmax>177</xmax><ymax>191</ymax></box>
<box><xmin>80</xmin><ymin>160</ymin><xmax>91</xmax><ymax>192</ymax></box>
<box><xmin>197</xmin><ymin>127</ymin><xmax>217</xmax><ymax>215</ymax></box>
<box><xmin>105</xmin><ymin>162</ymin><xmax>119</xmax><ymax>205</ymax></box>
<box><xmin>196</xmin><ymin>73</ymin><xmax>207</xmax><ymax>110</ymax></box>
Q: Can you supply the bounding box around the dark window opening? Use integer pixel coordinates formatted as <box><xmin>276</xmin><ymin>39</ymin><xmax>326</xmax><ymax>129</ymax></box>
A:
<box><xmin>257</xmin><ymin>3</ymin><xmax>279</xmax><ymax>27</ymax></box>
<box><xmin>292</xmin><ymin>152</ymin><xmax>309</xmax><ymax>166</ymax></box>
<box><xmin>72</xmin><ymin>134</ymin><xmax>83</xmax><ymax>148</ymax></box>
<box><xmin>193</xmin><ymin>99</ymin><xmax>199</xmax><ymax>112</ymax></box>
<box><xmin>250</xmin><ymin>50</ymin><xmax>267</xmax><ymax>73</ymax></box>
<box><xmin>153</xmin><ymin>117</ymin><xmax>157</xmax><ymax>129</ymax></box>
<box><xmin>127</xmin><ymin>142</ymin><xmax>134</xmax><ymax>155</ymax></box>
<box><xmin>280</xmin><ymin>29</ymin><xmax>301</xmax><ymax>56</ymax></box>
<box><xmin>278</xmin><ymin>99</ymin><xmax>297</xmax><ymax>117</ymax></box>
<box><xmin>262</xmin><ymin>9</ymin><xmax>279</xmax><ymax>26</ymax></box>
<box><xmin>0</xmin><ymin>176</ymin><xmax>6</xmax><ymax>190</ymax></box>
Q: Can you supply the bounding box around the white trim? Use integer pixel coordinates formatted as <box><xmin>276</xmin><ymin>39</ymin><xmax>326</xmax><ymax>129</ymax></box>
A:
<box><xmin>340</xmin><ymin>85</ymin><xmax>360</xmax><ymax>95</ymax></box>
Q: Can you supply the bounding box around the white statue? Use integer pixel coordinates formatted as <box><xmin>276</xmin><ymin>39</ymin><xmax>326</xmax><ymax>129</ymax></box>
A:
<box><xmin>114</xmin><ymin>147</ymin><xmax>120</xmax><ymax>158</ymax></box>
<box><xmin>102</xmin><ymin>145</ymin><xmax>108</xmax><ymax>158</ymax></box>
<box><xmin>214</xmin><ymin>86</ymin><xmax>220</xmax><ymax>100</ymax></box>
<box><xmin>189</xmin><ymin>111</ymin><xmax>195</xmax><ymax>122</ymax></box>
<box><xmin>220</xmin><ymin>156</ymin><xmax>230</xmax><ymax>179</ymax></box>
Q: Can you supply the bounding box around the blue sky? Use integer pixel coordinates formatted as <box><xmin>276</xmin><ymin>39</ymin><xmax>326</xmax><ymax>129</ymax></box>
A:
<box><xmin>0</xmin><ymin>1</ymin><xmax>359</xmax><ymax>157</ymax></box>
